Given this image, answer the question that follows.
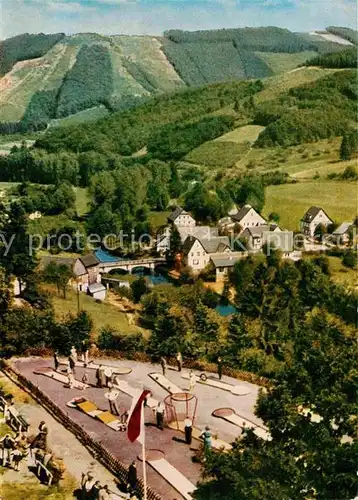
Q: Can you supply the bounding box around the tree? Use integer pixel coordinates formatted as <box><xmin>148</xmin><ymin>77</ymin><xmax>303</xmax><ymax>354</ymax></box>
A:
<box><xmin>51</xmin><ymin>311</ymin><xmax>93</xmax><ymax>354</ymax></box>
<box><xmin>131</xmin><ymin>277</ymin><xmax>149</xmax><ymax>303</ymax></box>
<box><xmin>195</xmin><ymin>312</ymin><xmax>357</xmax><ymax>500</ymax></box>
<box><xmin>167</xmin><ymin>225</ymin><xmax>182</xmax><ymax>262</ymax></box>
<box><xmin>268</xmin><ymin>212</ymin><xmax>280</xmax><ymax>223</ymax></box>
<box><xmin>43</xmin><ymin>262</ymin><xmax>74</xmax><ymax>298</ymax></box>
<box><xmin>314</xmin><ymin>223</ymin><xmax>326</xmax><ymax>240</ymax></box>
<box><xmin>342</xmin><ymin>249</ymin><xmax>357</xmax><ymax>269</ymax></box>
<box><xmin>340</xmin><ymin>132</ymin><xmax>353</xmax><ymax>160</ymax></box>
<box><xmin>0</xmin><ymin>202</ymin><xmax>37</xmax><ymax>284</ymax></box>
<box><xmin>0</xmin><ymin>266</ymin><xmax>12</xmax><ymax>314</ymax></box>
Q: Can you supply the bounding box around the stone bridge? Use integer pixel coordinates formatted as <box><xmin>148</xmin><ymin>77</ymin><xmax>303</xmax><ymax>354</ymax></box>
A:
<box><xmin>98</xmin><ymin>257</ymin><xmax>167</xmax><ymax>274</ymax></box>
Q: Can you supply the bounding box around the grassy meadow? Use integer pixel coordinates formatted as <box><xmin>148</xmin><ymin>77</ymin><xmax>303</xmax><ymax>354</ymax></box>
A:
<box><xmin>42</xmin><ymin>284</ymin><xmax>139</xmax><ymax>335</ymax></box>
<box><xmin>263</xmin><ymin>181</ymin><xmax>357</xmax><ymax>230</ymax></box>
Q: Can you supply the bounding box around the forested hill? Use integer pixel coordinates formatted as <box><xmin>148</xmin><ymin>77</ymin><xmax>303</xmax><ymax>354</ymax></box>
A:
<box><xmin>0</xmin><ymin>25</ymin><xmax>356</xmax><ymax>130</ymax></box>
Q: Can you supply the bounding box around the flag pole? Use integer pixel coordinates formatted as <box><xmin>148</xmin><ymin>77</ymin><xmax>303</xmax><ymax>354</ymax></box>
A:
<box><xmin>141</xmin><ymin>400</ymin><xmax>148</xmax><ymax>500</ymax></box>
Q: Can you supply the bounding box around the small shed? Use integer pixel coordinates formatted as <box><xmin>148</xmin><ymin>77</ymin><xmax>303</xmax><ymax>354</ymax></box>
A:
<box><xmin>88</xmin><ymin>283</ymin><xmax>106</xmax><ymax>301</ymax></box>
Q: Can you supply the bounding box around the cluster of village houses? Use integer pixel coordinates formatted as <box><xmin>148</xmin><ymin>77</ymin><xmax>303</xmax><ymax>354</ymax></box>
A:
<box><xmin>26</xmin><ymin>204</ymin><xmax>353</xmax><ymax>301</ymax></box>
<box><xmin>156</xmin><ymin>204</ymin><xmax>354</xmax><ymax>281</ymax></box>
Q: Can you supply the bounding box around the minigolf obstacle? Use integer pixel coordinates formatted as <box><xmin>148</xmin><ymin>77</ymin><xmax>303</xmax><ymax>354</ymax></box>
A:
<box><xmin>212</xmin><ymin>407</ymin><xmax>271</xmax><ymax>441</ymax></box>
<box><xmin>164</xmin><ymin>392</ymin><xmax>198</xmax><ymax>430</ymax></box>
<box><xmin>181</xmin><ymin>372</ymin><xmax>250</xmax><ymax>395</ymax></box>
<box><xmin>34</xmin><ymin>367</ymin><xmax>90</xmax><ymax>390</ymax></box>
<box><xmin>139</xmin><ymin>449</ymin><xmax>196</xmax><ymax>500</ymax></box>
<box><xmin>148</xmin><ymin>372</ymin><xmax>182</xmax><ymax>394</ymax></box>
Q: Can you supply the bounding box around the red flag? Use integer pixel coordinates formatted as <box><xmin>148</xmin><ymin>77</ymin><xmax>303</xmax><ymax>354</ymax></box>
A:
<box><xmin>127</xmin><ymin>390</ymin><xmax>151</xmax><ymax>443</ymax></box>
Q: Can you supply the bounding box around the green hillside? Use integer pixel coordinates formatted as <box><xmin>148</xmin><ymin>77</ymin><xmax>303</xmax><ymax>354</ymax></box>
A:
<box><xmin>0</xmin><ymin>26</ymin><xmax>351</xmax><ymax>127</ymax></box>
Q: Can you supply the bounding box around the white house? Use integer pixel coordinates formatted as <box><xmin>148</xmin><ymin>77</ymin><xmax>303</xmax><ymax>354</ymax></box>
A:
<box><xmin>182</xmin><ymin>235</ymin><xmax>230</xmax><ymax>273</ymax></box>
<box><xmin>156</xmin><ymin>225</ymin><xmax>218</xmax><ymax>255</ymax></box>
<box><xmin>232</xmin><ymin>204</ymin><xmax>267</xmax><ymax>230</ymax></box>
<box><xmin>300</xmin><ymin>207</ymin><xmax>333</xmax><ymax>237</ymax></box>
<box><xmin>167</xmin><ymin>206</ymin><xmax>196</xmax><ymax>227</ymax></box>
<box><xmin>332</xmin><ymin>222</ymin><xmax>353</xmax><ymax>245</ymax></box>
<box><xmin>241</xmin><ymin>224</ymin><xmax>281</xmax><ymax>252</ymax></box>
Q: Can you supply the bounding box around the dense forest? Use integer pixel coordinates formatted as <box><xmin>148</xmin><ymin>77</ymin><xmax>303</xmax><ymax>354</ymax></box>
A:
<box><xmin>255</xmin><ymin>70</ymin><xmax>357</xmax><ymax>147</ymax></box>
<box><xmin>147</xmin><ymin>115</ymin><xmax>235</xmax><ymax>160</ymax></box>
<box><xmin>0</xmin><ymin>32</ymin><xmax>65</xmax><ymax>76</ymax></box>
<box><xmin>33</xmin><ymin>79</ymin><xmax>262</xmax><ymax>155</ymax></box>
<box><xmin>305</xmin><ymin>47</ymin><xmax>357</xmax><ymax>68</ymax></box>
<box><xmin>161</xmin><ymin>27</ymin><xmax>315</xmax><ymax>86</ymax></box>
<box><xmin>56</xmin><ymin>44</ymin><xmax>114</xmax><ymax>118</ymax></box>
<box><xmin>0</xmin><ymin>26</ymin><xmax>352</xmax><ymax>129</ymax></box>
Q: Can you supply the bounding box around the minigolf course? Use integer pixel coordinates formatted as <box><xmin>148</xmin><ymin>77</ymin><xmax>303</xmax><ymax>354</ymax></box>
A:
<box><xmin>34</xmin><ymin>367</ymin><xmax>90</xmax><ymax>390</ymax></box>
<box><xmin>140</xmin><ymin>449</ymin><xmax>196</xmax><ymax>500</ymax></box>
<box><xmin>212</xmin><ymin>408</ymin><xmax>271</xmax><ymax>441</ymax></box>
<box><xmin>67</xmin><ymin>397</ymin><xmax>126</xmax><ymax>431</ymax></box>
<box><xmin>148</xmin><ymin>372</ymin><xmax>182</xmax><ymax>394</ymax></box>
<box><xmin>181</xmin><ymin>372</ymin><xmax>250</xmax><ymax>395</ymax></box>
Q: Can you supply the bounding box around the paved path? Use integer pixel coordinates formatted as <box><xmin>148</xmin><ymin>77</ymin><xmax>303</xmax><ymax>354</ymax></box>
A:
<box><xmin>13</xmin><ymin>357</ymin><xmax>263</xmax><ymax>499</ymax></box>
<box><xmin>0</xmin><ymin>371</ymin><xmax>124</xmax><ymax>498</ymax></box>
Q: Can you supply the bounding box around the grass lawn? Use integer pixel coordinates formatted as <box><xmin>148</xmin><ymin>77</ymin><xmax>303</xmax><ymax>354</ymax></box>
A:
<box><xmin>263</xmin><ymin>181</ymin><xmax>357</xmax><ymax>231</ymax></box>
<box><xmin>49</xmin><ymin>106</ymin><xmax>109</xmax><ymax>128</ymax></box>
<box><xmin>328</xmin><ymin>257</ymin><xmax>358</xmax><ymax>288</ymax></box>
<box><xmin>0</xmin><ymin>474</ymin><xmax>77</xmax><ymax>500</ymax></box>
<box><xmin>255</xmin><ymin>67</ymin><xmax>339</xmax><ymax>103</ymax></box>
<box><xmin>42</xmin><ymin>284</ymin><xmax>139</xmax><ymax>335</ymax></box>
<box><xmin>325</xmin><ymin>256</ymin><xmax>357</xmax><ymax>289</ymax></box>
<box><xmin>304</xmin><ymin>255</ymin><xmax>357</xmax><ymax>290</ymax></box>
<box><xmin>0</xmin><ymin>182</ymin><xmax>19</xmax><ymax>191</ymax></box>
<box><xmin>214</xmin><ymin>125</ymin><xmax>264</xmax><ymax>144</ymax></box>
<box><xmin>148</xmin><ymin>210</ymin><xmax>171</xmax><ymax>229</ymax></box>
<box><xmin>254</xmin><ymin>51</ymin><xmax>316</xmax><ymax>74</ymax></box>
<box><xmin>74</xmin><ymin>187</ymin><xmax>90</xmax><ymax>217</ymax></box>
<box><xmin>185</xmin><ymin>141</ymin><xmax>250</xmax><ymax>169</ymax></box>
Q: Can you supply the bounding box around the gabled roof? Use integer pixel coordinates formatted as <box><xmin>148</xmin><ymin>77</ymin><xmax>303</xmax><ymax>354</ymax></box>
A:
<box><xmin>231</xmin><ymin>204</ymin><xmax>252</xmax><ymax>222</ymax></box>
<box><xmin>183</xmin><ymin>235</ymin><xmax>230</xmax><ymax>255</ymax></box>
<box><xmin>79</xmin><ymin>254</ymin><xmax>99</xmax><ymax>268</ymax></box>
<box><xmin>178</xmin><ymin>226</ymin><xmax>218</xmax><ymax>242</ymax></box>
<box><xmin>167</xmin><ymin>206</ymin><xmax>194</xmax><ymax>223</ymax></box>
<box><xmin>242</xmin><ymin>225</ymin><xmax>270</xmax><ymax>238</ymax></box>
<box><xmin>332</xmin><ymin>222</ymin><xmax>353</xmax><ymax>235</ymax></box>
<box><xmin>88</xmin><ymin>283</ymin><xmax>106</xmax><ymax>294</ymax></box>
<box><xmin>301</xmin><ymin>206</ymin><xmax>332</xmax><ymax>223</ymax></box>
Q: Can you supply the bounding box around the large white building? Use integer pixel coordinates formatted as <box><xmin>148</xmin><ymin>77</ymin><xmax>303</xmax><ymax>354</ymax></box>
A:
<box><xmin>300</xmin><ymin>206</ymin><xmax>333</xmax><ymax>237</ymax></box>
<box><xmin>182</xmin><ymin>235</ymin><xmax>230</xmax><ymax>273</ymax></box>
<box><xmin>219</xmin><ymin>204</ymin><xmax>267</xmax><ymax>233</ymax></box>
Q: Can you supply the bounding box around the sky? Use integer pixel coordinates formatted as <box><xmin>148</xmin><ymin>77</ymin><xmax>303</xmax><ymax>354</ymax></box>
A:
<box><xmin>1</xmin><ymin>0</ymin><xmax>357</xmax><ymax>39</ymax></box>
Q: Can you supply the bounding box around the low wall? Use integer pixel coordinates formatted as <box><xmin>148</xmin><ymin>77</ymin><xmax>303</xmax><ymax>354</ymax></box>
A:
<box><xmin>0</xmin><ymin>360</ymin><xmax>162</xmax><ymax>500</ymax></box>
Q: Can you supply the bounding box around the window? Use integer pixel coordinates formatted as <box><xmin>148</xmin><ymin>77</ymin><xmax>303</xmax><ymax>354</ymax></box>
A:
<box><xmin>197</xmin><ymin>252</ymin><xmax>200</xmax><ymax>256</ymax></box>
<box><xmin>191</xmin><ymin>252</ymin><xmax>194</xmax><ymax>256</ymax></box>
<box><xmin>193</xmin><ymin>259</ymin><xmax>199</xmax><ymax>265</ymax></box>
<box><xmin>219</xmin><ymin>267</ymin><xmax>224</xmax><ymax>272</ymax></box>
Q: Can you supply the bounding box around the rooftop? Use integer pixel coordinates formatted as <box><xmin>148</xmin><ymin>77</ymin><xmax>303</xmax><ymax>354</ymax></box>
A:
<box><xmin>332</xmin><ymin>222</ymin><xmax>353</xmax><ymax>235</ymax></box>
<box><xmin>210</xmin><ymin>252</ymin><xmax>246</xmax><ymax>268</ymax></box>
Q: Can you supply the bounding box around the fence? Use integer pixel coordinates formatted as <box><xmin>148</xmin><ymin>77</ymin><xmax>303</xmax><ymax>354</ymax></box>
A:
<box><xmin>0</xmin><ymin>361</ymin><xmax>162</xmax><ymax>500</ymax></box>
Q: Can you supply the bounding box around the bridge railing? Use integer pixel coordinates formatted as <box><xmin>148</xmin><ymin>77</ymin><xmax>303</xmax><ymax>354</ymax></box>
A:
<box><xmin>98</xmin><ymin>257</ymin><xmax>166</xmax><ymax>267</ymax></box>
